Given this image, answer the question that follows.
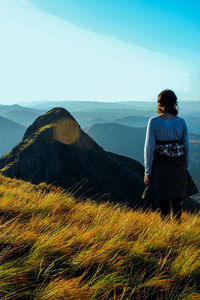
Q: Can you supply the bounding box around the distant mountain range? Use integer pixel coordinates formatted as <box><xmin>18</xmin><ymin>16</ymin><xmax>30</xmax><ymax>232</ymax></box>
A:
<box><xmin>1</xmin><ymin>101</ymin><xmax>200</xmax><ymax>131</ymax></box>
<box><xmin>113</xmin><ymin>116</ymin><xmax>149</xmax><ymax>127</ymax></box>
<box><xmin>19</xmin><ymin>99</ymin><xmax>200</xmax><ymax>115</ymax></box>
<box><xmin>18</xmin><ymin>100</ymin><xmax>200</xmax><ymax>134</ymax></box>
<box><xmin>0</xmin><ymin>104</ymin><xmax>45</xmax><ymax>126</ymax></box>
<box><xmin>0</xmin><ymin>115</ymin><xmax>26</xmax><ymax>156</ymax></box>
<box><xmin>0</xmin><ymin>104</ymin><xmax>46</xmax><ymax>157</ymax></box>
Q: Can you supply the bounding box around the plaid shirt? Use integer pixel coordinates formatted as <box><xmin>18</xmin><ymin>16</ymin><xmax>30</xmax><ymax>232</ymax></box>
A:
<box><xmin>155</xmin><ymin>141</ymin><xmax>184</xmax><ymax>157</ymax></box>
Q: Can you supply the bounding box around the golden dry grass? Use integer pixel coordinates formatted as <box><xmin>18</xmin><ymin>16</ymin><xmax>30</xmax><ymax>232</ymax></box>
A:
<box><xmin>0</xmin><ymin>174</ymin><xmax>199</xmax><ymax>299</ymax></box>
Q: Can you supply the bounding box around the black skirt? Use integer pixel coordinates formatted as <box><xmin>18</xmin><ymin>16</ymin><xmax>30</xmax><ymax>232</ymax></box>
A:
<box><xmin>143</xmin><ymin>139</ymin><xmax>199</xmax><ymax>205</ymax></box>
<box><xmin>149</xmin><ymin>149</ymin><xmax>199</xmax><ymax>202</ymax></box>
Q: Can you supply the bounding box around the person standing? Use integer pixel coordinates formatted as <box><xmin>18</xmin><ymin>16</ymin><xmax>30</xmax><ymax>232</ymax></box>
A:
<box><xmin>143</xmin><ymin>89</ymin><xmax>199</xmax><ymax>221</ymax></box>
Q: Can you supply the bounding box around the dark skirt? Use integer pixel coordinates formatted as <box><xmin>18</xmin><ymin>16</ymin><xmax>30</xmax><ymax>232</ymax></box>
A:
<box><xmin>149</xmin><ymin>150</ymin><xmax>199</xmax><ymax>202</ymax></box>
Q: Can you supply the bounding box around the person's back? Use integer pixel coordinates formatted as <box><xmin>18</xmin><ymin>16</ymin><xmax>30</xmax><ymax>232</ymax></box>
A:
<box><xmin>143</xmin><ymin>89</ymin><xmax>198</xmax><ymax>222</ymax></box>
<box><xmin>144</xmin><ymin>115</ymin><xmax>190</xmax><ymax>176</ymax></box>
<box><xmin>152</xmin><ymin>115</ymin><xmax>187</xmax><ymax>141</ymax></box>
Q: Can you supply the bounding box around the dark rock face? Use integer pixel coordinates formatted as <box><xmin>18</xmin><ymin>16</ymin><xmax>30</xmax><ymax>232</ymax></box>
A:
<box><xmin>22</xmin><ymin>108</ymin><xmax>77</xmax><ymax>141</ymax></box>
<box><xmin>0</xmin><ymin>108</ymin><xmax>145</xmax><ymax>207</ymax></box>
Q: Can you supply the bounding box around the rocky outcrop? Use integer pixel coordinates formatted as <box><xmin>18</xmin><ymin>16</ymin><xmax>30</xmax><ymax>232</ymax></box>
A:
<box><xmin>0</xmin><ymin>108</ymin><xmax>145</xmax><ymax>207</ymax></box>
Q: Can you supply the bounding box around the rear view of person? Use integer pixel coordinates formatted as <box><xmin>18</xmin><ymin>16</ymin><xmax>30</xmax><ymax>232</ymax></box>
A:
<box><xmin>143</xmin><ymin>89</ymin><xmax>198</xmax><ymax>221</ymax></box>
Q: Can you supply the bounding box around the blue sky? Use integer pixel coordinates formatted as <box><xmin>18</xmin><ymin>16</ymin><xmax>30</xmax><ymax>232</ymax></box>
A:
<box><xmin>30</xmin><ymin>0</ymin><xmax>200</xmax><ymax>57</ymax></box>
<box><xmin>0</xmin><ymin>0</ymin><xmax>199</xmax><ymax>104</ymax></box>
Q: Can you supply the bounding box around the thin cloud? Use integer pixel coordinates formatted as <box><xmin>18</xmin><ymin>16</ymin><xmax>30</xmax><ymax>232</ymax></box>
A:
<box><xmin>0</xmin><ymin>0</ymin><xmax>197</xmax><ymax>103</ymax></box>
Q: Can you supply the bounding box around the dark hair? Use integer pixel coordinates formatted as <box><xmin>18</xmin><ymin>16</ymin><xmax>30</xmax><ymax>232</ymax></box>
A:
<box><xmin>157</xmin><ymin>89</ymin><xmax>178</xmax><ymax>116</ymax></box>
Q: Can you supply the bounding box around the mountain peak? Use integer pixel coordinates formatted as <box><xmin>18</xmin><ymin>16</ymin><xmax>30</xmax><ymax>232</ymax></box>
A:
<box><xmin>23</xmin><ymin>107</ymin><xmax>77</xmax><ymax>141</ymax></box>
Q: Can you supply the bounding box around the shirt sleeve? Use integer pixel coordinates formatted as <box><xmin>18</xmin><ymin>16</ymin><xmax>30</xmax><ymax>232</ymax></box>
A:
<box><xmin>144</xmin><ymin>118</ymin><xmax>156</xmax><ymax>175</ymax></box>
<box><xmin>182</xmin><ymin>119</ymin><xmax>190</xmax><ymax>169</ymax></box>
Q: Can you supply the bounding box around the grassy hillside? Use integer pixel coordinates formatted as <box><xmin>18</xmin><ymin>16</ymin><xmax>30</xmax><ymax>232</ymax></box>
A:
<box><xmin>0</xmin><ymin>175</ymin><xmax>200</xmax><ymax>299</ymax></box>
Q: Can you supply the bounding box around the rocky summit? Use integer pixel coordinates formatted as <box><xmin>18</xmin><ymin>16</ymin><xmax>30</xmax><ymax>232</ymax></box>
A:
<box><xmin>0</xmin><ymin>107</ymin><xmax>145</xmax><ymax>207</ymax></box>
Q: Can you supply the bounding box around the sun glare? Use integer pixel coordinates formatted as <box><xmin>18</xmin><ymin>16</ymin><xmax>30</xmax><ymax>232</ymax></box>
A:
<box><xmin>53</xmin><ymin>118</ymin><xmax>80</xmax><ymax>144</ymax></box>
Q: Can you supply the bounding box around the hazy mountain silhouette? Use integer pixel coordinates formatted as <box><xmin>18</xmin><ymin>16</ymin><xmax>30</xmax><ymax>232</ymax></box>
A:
<box><xmin>19</xmin><ymin>100</ymin><xmax>154</xmax><ymax>127</ymax></box>
<box><xmin>0</xmin><ymin>116</ymin><xmax>26</xmax><ymax>156</ymax></box>
<box><xmin>85</xmin><ymin>123</ymin><xmax>146</xmax><ymax>164</ymax></box>
<box><xmin>189</xmin><ymin>133</ymin><xmax>200</xmax><ymax>190</ymax></box>
<box><xmin>2</xmin><ymin>109</ymin><xmax>45</xmax><ymax>127</ymax></box>
<box><xmin>184</xmin><ymin>116</ymin><xmax>200</xmax><ymax>135</ymax></box>
<box><xmin>19</xmin><ymin>100</ymin><xmax>156</xmax><ymax>112</ymax></box>
<box><xmin>18</xmin><ymin>100</ymin><xmax>200</xmax><ymax>133</ymax></box>
<box><xmin>0</xmin><ymin>104</ymin><xmax>45</xmax><ymax>126</ymax></box>
<box><xmin>113</xmin><ymin>116</ymin><xmax>149</xmax><ymax>127</ymax></box>
<box><xmin>0</xmin><ymin>104</ymin><xmax>22</xmax><ymax>114</ymax></box>
<box><xmin>0</xmin><ymin>108</ymin><xmax>145</xmax><ymax>207</ymax></box>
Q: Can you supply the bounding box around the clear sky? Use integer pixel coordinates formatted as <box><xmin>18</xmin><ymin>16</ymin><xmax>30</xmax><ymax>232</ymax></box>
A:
<box><xmin>0</xmin><ymin>0</ymin><xmax>199</xmax><ymax>104</ymax></box>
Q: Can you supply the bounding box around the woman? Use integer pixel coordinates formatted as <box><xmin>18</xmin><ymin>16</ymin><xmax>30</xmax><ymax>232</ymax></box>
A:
<box><xmin>143</xmin><ymin>89</ymin><xmax>198</xmax><ymax>221</ymax></box>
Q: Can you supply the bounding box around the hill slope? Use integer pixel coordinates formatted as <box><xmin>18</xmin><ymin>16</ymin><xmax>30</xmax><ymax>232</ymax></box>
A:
<box><xmin>113</xmin><ymin>115</ymin><xmax>149</xmax><ymax>127</ymax></box>
<box><xmin>0</xmin><ymin>108</ymin><xmax>144</xmax><ymax>207</ymax></box>
<box><xmin>0</xmin><ymin>115</ymin><xmax>26</xmax><ymax>156</ymax></box>
<box><xmin>0</xmin><ymin>175</ymin><xmax>200</xmax><ymax>299</ymax></box>
<box><xmin>85</xmin><ymin>123</ymin><xmax>146</xmax><ymax>164</ymax></box>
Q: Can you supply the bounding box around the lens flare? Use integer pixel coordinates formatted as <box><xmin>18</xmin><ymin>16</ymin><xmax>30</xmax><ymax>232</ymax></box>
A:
<box><xmin>53</xmin><ymin>119</ymin><xmax>80</xmax><ymax>144</ymax></box>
